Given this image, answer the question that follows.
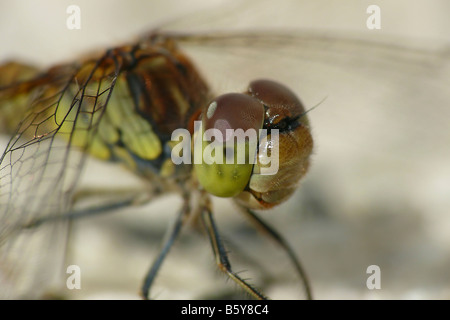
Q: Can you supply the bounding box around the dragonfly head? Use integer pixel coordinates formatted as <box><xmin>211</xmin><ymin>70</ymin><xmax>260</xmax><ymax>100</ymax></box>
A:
<box><xmin>194</xmin><ymin>79</ymin><xmax>313</xmax><ymax>209</ymax></box>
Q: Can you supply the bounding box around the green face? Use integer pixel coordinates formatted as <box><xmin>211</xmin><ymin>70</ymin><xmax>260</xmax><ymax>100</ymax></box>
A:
<box><xmin>194</xmin><ymin>143</ymin><xmax>255</xmax><ymax>198</ymax></box>
<box><xmin>194</xmin><ymin>93</ymin><xmax>264</xmax><ymax>197</ymax></box>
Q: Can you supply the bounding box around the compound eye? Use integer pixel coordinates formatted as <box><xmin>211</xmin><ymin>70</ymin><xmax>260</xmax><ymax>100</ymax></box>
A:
<box><xmin>194</xmin><ymin>93</ymin><xmax>264</xmax><ymax>198</ymax></box>
<box><xmin>248</xmin><ymin>79</ymin><xmax>306</xmax><ymax>125</ymax></box>
<box><xmin>204</xmin><ymin>93</ymin><xmax>264</xmax><ymax>139</ymax></box>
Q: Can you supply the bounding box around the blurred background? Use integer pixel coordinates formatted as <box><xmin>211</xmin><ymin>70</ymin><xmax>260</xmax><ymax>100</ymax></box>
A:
<box><xmin>0</xmin><ymin>0</ymin><xmax>449</xmax><ymax>299</ymax></box>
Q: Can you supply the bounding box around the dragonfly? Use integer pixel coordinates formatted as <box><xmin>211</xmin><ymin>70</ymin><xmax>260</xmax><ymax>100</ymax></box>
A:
<box><xmin>0</xmin><ymin>26</ymin><xmax>318</xmax><ymax>298</ymax></box>
<box><xmin>1</xmin><ymin>1</ymin><xmax>450</xmax><ymax>300</ymax></box>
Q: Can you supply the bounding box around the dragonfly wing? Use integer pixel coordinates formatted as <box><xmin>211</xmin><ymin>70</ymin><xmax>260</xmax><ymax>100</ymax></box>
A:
<box><xmin>0</xmin><ymin>54</ymin><xmax>121</xmax><ymax>297</ymax></box>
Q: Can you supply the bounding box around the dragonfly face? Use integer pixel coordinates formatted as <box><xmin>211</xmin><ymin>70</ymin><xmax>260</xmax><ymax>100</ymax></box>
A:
<box><xmin>195</xmin><ymin>79</ymin><xmax>313</xmax><ymax>209</ymax></box>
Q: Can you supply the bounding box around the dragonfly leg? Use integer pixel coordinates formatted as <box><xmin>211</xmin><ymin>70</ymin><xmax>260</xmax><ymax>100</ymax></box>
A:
<box><xmin>240</xmin><ymin>207</ymin><xmax>313</xmax><ymax>300</ymax></box>
<box><xmin>201</xmin><ymin>206</ymin><xmax>268</xmax><ymax>300</ymax></box>
<box><xmin>22</xmin><ymin>187</ymin><xmax>159</xmax><ymax>229</ymax></box>
<box><xmin>71</xmin><ymin>186</ymin><xmax>160</xmax><ymax>206</ymax></box>
<box><xmin>140</xmin><ymin>197</ymin><xmax>189</xmax><ymax>299</ymax></box>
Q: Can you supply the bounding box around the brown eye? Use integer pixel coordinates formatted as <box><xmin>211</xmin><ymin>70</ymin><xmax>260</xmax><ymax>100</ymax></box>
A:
<box><xmin>248</xmin><ymin>79</ymin><xmax>307</xmax><ymax>126</ymax></box>
<box><xmin>204</xmin><ymin>93</ymin><xmax>264</xmax><ymax>140</ymax></box>
<box><xmin>230</xmin><ymin>79</ymin><xmax>313</xmax><ymax>209</ymax></box>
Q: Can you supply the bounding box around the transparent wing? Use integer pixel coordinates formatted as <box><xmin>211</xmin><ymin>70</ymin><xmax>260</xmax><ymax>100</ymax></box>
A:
<box><xmin>0</xmin><ymin>54</ymin><xmax>120</xmax><ymax>298</ymax></box>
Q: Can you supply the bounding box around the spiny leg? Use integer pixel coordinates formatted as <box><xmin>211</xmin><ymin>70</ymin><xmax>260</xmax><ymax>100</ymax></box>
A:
<box><xmin>201</xmin><ymin>207</ymin><xmax>268</xmax><ymax>300</ymax></box>
<box><xmin>241</xmin><ymin>207</ymin><xmax>313</xmax><ymax>300</ymax></box>
<box><xmin>141</xmin><ymin>198</ymin><xmax>189</xmax><ymax>300</ymax></box>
